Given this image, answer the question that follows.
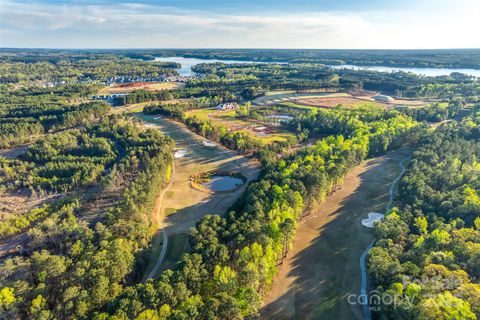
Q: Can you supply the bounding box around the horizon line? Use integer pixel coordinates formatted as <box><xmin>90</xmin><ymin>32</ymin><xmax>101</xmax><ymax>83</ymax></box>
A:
<box><xmin>2</xmin><ymin>47</ymin><xmax>480</xmax><ymax>51</ymax></box>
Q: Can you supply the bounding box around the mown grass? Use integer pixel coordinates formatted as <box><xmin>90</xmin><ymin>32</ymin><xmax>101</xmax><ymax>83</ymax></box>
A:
<box><xmin>165</xmin><ymin>207</ymin><xmax>177</xmax><ymax>215</ymax></box>
<box><xmin>185</xmin><ymin>108</ymin><xmax>296</xmax><ymax>144</ymax></box>
<box><xmin>166</xmin><ymin>233</ymin><xmax>188</xmax><ymax>260</ymax></box>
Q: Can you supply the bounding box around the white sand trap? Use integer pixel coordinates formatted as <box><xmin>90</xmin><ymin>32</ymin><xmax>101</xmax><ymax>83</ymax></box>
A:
<box><xmin>203</xmin><ymin>140</ymin><xmax>216</xmax><ymax>147</ymax></box>
<box><xmin>153</xmin><ymin>116</ymin><xmax>163</xmax><ymax>120</ymax></box>
<box><xmin>174</xmin><ymin>149</ymin><xmax>188</xmax><ymax>159</ymax></box>
<box><xmin>362</xmin><ymin>212</ymin><xmax>385</xmax><ymax>228</ymax></box>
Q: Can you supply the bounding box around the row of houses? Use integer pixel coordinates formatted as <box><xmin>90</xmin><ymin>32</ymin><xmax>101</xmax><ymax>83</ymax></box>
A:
<box><xmin>103</xmin><ymin>75</ymin><xmax>184</xmax><ymax>86</ymax></box>
<box><xmin>216</xmin><ymin>102</ymin><xmax>239</xmax><ymax>111</ymax></box>
<box><xmin>41</xmin><ymin>73</ymin><xmax>199</xmax><ymax>88</ymax></box>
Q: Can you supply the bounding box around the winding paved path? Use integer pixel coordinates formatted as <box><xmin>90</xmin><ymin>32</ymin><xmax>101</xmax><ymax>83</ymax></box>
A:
<box><xmin>360</xmin><ymin>156</ymin><xmax>410</xmax><ymax>320</ymax></box>
<box><xmin>146</xmin><ymin>230</ymin><xmax>168</xmax><ymax>280</ymax></box>
<box><xmin>144</xmin><ymin>163</ymin><xmax>175</xmax><ymax>281</ymax></box>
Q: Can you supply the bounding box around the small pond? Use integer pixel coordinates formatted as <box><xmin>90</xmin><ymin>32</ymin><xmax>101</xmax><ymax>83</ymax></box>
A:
<box><xmin>201</xmin><ymin>175</ymin><xmax>244</xmax><ymax>192</ymax></box>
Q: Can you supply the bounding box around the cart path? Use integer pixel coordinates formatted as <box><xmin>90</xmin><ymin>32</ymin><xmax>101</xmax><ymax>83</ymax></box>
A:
<box><xmin>360</xmin><ymin>156</ymin><xmax>410</xmax><ymax>320</ymax></box>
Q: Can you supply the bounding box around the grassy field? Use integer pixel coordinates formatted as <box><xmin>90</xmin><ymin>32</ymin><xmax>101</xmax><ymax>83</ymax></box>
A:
<box><xmin>261</xmin><ymin>148</ymin><xmax>412</xmax><ymax>320</ymax></box>
<box><xmin>254</xmin><ymin>91</ymin><xmax>428</xmax><ymax>109</ymax></box>
<box><xmin>185</xmin><ymin>107</ymin><xmax>297</xmax><ymax>145</ymax></box>
<box><xmin>135</xmin><ymin>114</ymin><xmax>260</xmax><ymax>276</ymax></box>
<box><xmin>264</xmin><ymin>90</ymin><xmax>296</xmax><ymax>96</ymax></box>
<box><xmin>109</xmin><ymin>104</ymin><xmax>145</xmax><ymax>114</ymax></box>
<box><xmin>98</xmin><ymin>81</ymin><xmax>183</xmax><ymax>94</ymax></box>
<box><xmin>253</xmin><ymin>92</ymin><xmax>348</xmax><ymax>106</ymax></box>
<box><xmin>165</xmin><ymin>208</ymin><xmax>177</xmax><ymax>215</ymax></box>
<box><xmin>166</xmin><ymin>233</ymin><xmax>188</xmax><ymax>261</ymax></box>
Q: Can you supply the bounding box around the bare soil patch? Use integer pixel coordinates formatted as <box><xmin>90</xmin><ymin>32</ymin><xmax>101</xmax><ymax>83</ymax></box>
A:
<box><xmin>295</xmin><ymin>96</ymin><xmax>383</xmax><ymax>108</ymax></box>
<box><xmin>0</xmin><ymin>145</ymin><xmax>28</xmax><ymax>159</ymax></box>
<box><xmin>0</xmin><ymin>191</ymin><xmax>64</xmax><ymax>221</ymax></box>
<box><xmin>99</xmin><ymin>82</ymin><xmax>183</xmax><ymax>94</ymax></box>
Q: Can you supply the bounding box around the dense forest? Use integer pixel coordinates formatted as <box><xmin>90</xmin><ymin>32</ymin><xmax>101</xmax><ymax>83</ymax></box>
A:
<box><xmin>368</xmin><ymin>113</ymin><xmax>480</xmax><ymax>319</ymax></box>
<box><xmin>0</xmin><ymin>84</ymin><xmax>109</xmax><ymax>148</ymax></box>
<box><xmin>0</xmin><ymin>117</ymin><xmax>174</xmax><ymax>318</ymax></box>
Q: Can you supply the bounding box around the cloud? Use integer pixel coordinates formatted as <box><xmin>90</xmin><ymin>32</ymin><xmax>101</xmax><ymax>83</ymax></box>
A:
<box><xmin>0</xmin><ymin>0</ymin><xmax>479</xmax><ymax>48</ymax></box>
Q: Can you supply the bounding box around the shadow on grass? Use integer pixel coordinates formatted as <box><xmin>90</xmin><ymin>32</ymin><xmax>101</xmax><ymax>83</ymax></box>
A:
<box><xmin>261</xmin><ymin>149</ymin><xmax>412</xmax><ymax>320</ymax></box>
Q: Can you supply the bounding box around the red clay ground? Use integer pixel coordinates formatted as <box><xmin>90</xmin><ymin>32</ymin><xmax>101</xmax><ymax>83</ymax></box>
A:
<box><xmin>295</xmin><ymin>96</ymin><xmax>383</xmax><ymax>108</ymax></box>
<box><xmin>99</xmin><ymin>82</ymin><xmax>183</xmax><ymax>94</ymax></box>
<box><xmin>295</xmin><ymin>96</ymin><xmax>427</xmax><ymax>108</ymax></box>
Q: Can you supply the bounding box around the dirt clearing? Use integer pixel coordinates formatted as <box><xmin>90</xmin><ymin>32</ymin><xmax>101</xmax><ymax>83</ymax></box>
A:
<box><xmin>99</xmin><ymin>82</ymin><xmax>183</xmax><ymax>94</ymax></box>
<box><xmin>295</xmin><ymin>96</ymin><xmax>383</xmax><ymax>108</ymax></box>
<box><xmin>0</xmin><ymin>145</ymin><xmax>28</xmax><ymax>159</ymax></box>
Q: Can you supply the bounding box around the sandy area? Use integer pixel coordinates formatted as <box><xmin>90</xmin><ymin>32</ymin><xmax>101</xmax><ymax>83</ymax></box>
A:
<box><xmin>99</xmin><ymin>82</ymin><xmax>183</xmax><ymax>94</ymax></box>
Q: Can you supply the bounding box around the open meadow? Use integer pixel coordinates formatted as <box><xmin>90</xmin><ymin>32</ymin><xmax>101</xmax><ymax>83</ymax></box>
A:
<box><xmin>254</xmin><ymin>91</ymin><xmax>429</xmax><ymax>109</ymax></box>
<box><xmin>185</xmin><ymin>107</ymin><xmax>297</xmax><ymax>145</ymax></box>
<box><xmin>98</xmin><ymin>81</ymin><xmax>183</xmax><ymax>94</ymax></box>
<box><xmin>135</xmin><ymin>114</ymin><xmax>260</xmax><ymax>277</ymax></box>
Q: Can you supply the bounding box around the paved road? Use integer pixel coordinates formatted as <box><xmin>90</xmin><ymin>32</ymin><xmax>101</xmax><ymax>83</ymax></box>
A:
<box><xmin>145</xmin><ymin>230</ymin><xmax>168</xmax><ymax>280</ymax></box>
<box><xmin>144</xmin><ymin>162</ymin><xmax>175</xmax><ymax>281</ymax></box>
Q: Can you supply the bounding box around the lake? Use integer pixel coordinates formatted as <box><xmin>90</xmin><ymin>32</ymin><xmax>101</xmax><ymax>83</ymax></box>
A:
<box><xmin>156</xmin><ymin>56</ymin><xmax>480</xmax><ymax>78</ymax></box>
<box><xmin>329</xmin><ymin>64</ymin><xmax>480</xmax><ymax>77</ymax></box>
<box><xmin>155</xmin><ymin>57</ymin><xmax>256</xmax><ymax>76</ymax></box>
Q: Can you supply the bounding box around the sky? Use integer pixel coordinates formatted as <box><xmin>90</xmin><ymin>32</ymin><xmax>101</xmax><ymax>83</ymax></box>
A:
<box><xmin>0</xmin><ymin>0</ymin><xmax>479</xmax><ymax>49</ymax></box>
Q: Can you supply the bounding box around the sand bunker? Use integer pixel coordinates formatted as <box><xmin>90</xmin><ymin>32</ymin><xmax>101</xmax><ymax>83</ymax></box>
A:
<box><xmin>174</xmin><ymin>149</ymin><xmax>188</xmax><ymax>159</ymax></box>
<box><xmin>203</xmin><ymin>140</ymin><xmax>216</xmax><ymax>147</ymax></box>
<box><xmin>361</xmin><ymin>212</ymin><xmax>385</xmax><ymax>228</ymax></box>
